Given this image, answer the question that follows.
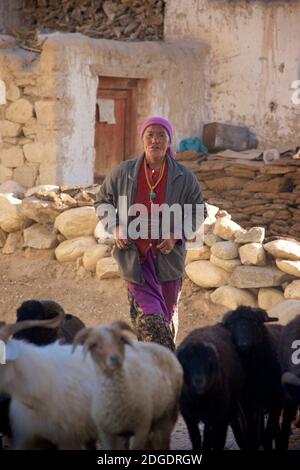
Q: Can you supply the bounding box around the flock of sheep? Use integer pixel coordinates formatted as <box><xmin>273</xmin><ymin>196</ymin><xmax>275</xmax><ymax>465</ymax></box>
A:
<box><xmin>0</xmin><ymin>300</ymin><xmax>299</xmax><ymax>450</ymax></box>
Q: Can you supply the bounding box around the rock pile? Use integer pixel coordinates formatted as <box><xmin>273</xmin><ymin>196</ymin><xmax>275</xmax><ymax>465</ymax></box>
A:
<box><xmin>185</xmin><ymin>204</ymin><xmax>300</xmax><ymax>325</ymax></box>
<box><xmin>2</xmin><ymin>180</ymin><xmax>300</xmax><ymax>325</ymax></box>
<box><xmin>0</xmin><ymin>181</ymin><xmax>119</xmax><ymax>279</ymax></box>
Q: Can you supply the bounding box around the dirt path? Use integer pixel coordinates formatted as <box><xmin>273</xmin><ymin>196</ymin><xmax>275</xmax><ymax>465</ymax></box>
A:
<box><xmin>0</xmin><ymin>250</ymin><xmax>299</xmax><ymax>450</ymax></box>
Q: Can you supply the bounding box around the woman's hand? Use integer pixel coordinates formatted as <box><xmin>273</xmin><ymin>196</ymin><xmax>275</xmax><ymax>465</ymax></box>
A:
<box><xmin>157</xmin><ymin>233</ymin><xmax>176</xmax><ymax>255</ymax></box>
<box><xmin>113</xmin><ymin>226</ymin><xmax>132</xmax><ymax>250</ymax></box>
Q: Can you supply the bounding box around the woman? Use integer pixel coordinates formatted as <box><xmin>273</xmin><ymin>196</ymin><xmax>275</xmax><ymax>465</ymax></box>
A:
<box><xmin>98</xmin><ymin>117</ymin><xmax>206</xmax><ymax>350</ymax></box>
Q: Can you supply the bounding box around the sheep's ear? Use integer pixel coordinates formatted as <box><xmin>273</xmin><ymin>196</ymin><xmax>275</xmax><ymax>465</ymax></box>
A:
<box><xmin>251</xmin><ymin>307</ymin><xmax>272</xmax><ymax>323</ymax></box>
<box><xmin>120</xmin><ymin>333</ymin><xmax>134</xmax><ymax>348</ymax></box>
<box><xmin>222</xmin><ymin>311</ymin><xmax>232</xmax><ymax>326</ymax></box>
<box><xmin>72</xmin><ymin>328</ymin><xmax>103</xmax><ymax>363</ymax></box>
<box><xmin>110</xmin><ymin>321</ymin><xmax>135</xmax><ymax>335</ymax></box>
<box><xmin>72</xmin><ymin>327</ymin><xmax>93</xmax><ymax>353</ymax></box>
<box><xmin>253</xmin><ymin>307</ymin><xmax>278</xmax><ymax>323</ymax></box>
<box><xmin>264</xmin><ymin>315</ymin><xmax>279</xmax><ymax>323</ymax></box>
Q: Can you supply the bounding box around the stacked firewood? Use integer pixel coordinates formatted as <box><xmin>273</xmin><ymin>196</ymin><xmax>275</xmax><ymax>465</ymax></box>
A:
<box><xmin>22</xmin><ymin>0</ymin><xmax>165</xmax><ymax>40</ymax></box>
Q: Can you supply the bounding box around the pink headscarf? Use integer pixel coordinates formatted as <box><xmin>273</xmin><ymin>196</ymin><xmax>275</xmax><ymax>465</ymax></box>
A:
<box><xmin>140</xmin><ymin>117</ymin><xmax>175</xmax><ymax>158</ymax></box>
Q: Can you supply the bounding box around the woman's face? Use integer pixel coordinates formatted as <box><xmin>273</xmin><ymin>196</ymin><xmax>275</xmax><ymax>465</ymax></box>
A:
<box><xmin>142</xmin><ymin>125</ymin><xmax>169</xmax><ymax>160</ymax></box>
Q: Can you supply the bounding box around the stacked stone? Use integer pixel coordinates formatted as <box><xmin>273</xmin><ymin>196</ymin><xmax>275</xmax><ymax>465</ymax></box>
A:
<box><xmin>3</xmin><ymin>178</ymin><xmax>300</xmax><ymax>308</ymax></box>
<box><xmin>183</xmin><ymin>156</ymin><xmax>300</xmax><ymax>238</ymax></box>
<box><xmin>0</xmin><ymin>181</ymin><xmax>119</xmax><ymax>280</ymax></box>
<box><xmin>185</xmin><ymin>204</ymin><xmax>300</xmax><ymax>325</ymax></box>
<box><xmin>0</xmin><ymin>70</ymin><xmax>59</xmax><ymax>188</ymax></box>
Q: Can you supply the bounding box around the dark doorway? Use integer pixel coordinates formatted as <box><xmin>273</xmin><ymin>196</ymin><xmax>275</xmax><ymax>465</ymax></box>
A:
<box><xmin>94</xmin><ymin>77</ymin><xmax>138</xmax><ymax>183</ymax></box>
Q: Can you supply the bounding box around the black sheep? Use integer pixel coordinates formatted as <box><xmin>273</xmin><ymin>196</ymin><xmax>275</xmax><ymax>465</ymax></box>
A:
<box><xmin>14</xmin><ymin>300</ymin><xmax>85</xmax><ymax>344</ymax></box>
<box><xmin>279</xmin><ymin>314</ymin><xmax>300</xmax><ymax>449</ymax></box>
<box><xmin>222</xmin><ymin>306</ymin><xmax>283</xmax><ymax>450</ymax></box>
<box><xmin>0</xmin><ymin>394</ymin><xmax>10</xmax><ymax>450</ymax></box>
<box><xmin>13</xmin><ymin>300</ymin><xmax>62</xmax><ymax>344</ymax></box>
<box><xmin>58</xmin><ymin>314</ymin><xmax>86</xmax><ymax>344</ymax></box>
<box><xmin>177</xmin><ymin>324</ymin><xmax>247</xmax><ymax>450</ymax></box>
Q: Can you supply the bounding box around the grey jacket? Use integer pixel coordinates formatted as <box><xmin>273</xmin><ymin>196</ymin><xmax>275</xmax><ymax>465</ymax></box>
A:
<box><xmin>98</xmin><ymin>154</ymin><xmax>206</xmax><ymax>284</ymax></box>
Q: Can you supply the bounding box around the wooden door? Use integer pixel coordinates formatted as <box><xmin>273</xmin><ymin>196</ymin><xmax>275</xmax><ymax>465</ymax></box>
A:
<box><xmin>94</xmin><ymin>78</ymin><xmax>137</xmax><ymax>183</ymax></box>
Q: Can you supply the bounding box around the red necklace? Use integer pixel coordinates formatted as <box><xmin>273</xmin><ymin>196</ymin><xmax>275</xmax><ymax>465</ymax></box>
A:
<box><xmin>144</xmin><ymin>158</ymin><xmax>166</xmax><ymax>204</ymax></box>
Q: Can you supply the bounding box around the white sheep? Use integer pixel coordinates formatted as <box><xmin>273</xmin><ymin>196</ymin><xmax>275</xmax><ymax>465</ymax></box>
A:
<box><xmin>73</xmin><ymin>321</ymin><xmax>183</xmax><ymax>450</ymax></box>
<box><xmin>0</xmin><ymin>315</ymin><xmax>98</xmax><ymax>449</ymax></box>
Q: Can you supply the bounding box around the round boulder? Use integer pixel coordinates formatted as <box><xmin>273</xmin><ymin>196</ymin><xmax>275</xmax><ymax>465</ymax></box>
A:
<box><xmin>210</xmin><ymin>286</ymin><xmax>257</xmax><ymax>309</ymax></box>
<box><xmin>185</xmin><ymin>260</ymin><xmax>229</xmax><ymax>288</ymax></box>
<box><xmin>54</xmin><ymin>206</ymin><xmax>99</xmax><ymax>239</ymax></box>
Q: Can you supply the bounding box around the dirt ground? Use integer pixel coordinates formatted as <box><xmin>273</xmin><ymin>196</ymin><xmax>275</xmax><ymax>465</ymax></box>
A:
<box><xmin>0</xmin><ymin>250</ymin><xmax>299</xmax><ymax>450</ymax></box>
<box><xmin>0</xmin><ymin>249</ymin><xmax>228</xmax><ymax>343</ymax></box>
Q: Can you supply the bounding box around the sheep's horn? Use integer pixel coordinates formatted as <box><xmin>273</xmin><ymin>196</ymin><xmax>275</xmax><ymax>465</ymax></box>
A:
<box><xmin>110</xmin><ymin>321</ymin><xmax>135</xmax><ymax>335</ymax></box>
<box><xmin>0</xmin><ymin>308</ymin><xmax>64</xmax><ymax>343</ymax></box>
<box><xmin>40</xmin><ymin>301</ymin><xmax>66</xmax><ymax>319</ymax></box>
<box><xmin>282</xmin><ymin>372</ymin><xmax>300</xmax><ymax>387</ymax></box>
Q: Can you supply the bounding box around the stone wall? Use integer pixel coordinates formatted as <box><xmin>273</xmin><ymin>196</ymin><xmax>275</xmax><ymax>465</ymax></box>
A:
<box><xmin>0</xmin><ymin>37</ymin><xmax>60</xmax><ymax>187</ymax></box>
<box><xmin>180</xmin><ymin>153</ymin><xmax>300</xmax><ymax>238</ymax></box>
<box><xmin>0</xmin><ymin>181</ymin><xmax>118</xmax><ymax>279</ymax></box>
<box><xmin>185</xmin><ymin>204</ymin><xmax>300</xmax><ymax>325</ymax></box>
<box><xmin>0</xmin><ymin>34</ymin><xmax>209</xmax><ymax>186</ymax></box>
<box><xmin>2</xmin><ymin>1</ymin><xmax>300</xmax><ymax>154</ymax></box>
<box><xmin>0</xmin><ymin>88</ymin><xmax>58</xmax><ymax>186</ymax></box>
<box><xmin>1</xmin><ymin>180</ymin><xmax>300</xmax><ymax>325</ymax></box>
